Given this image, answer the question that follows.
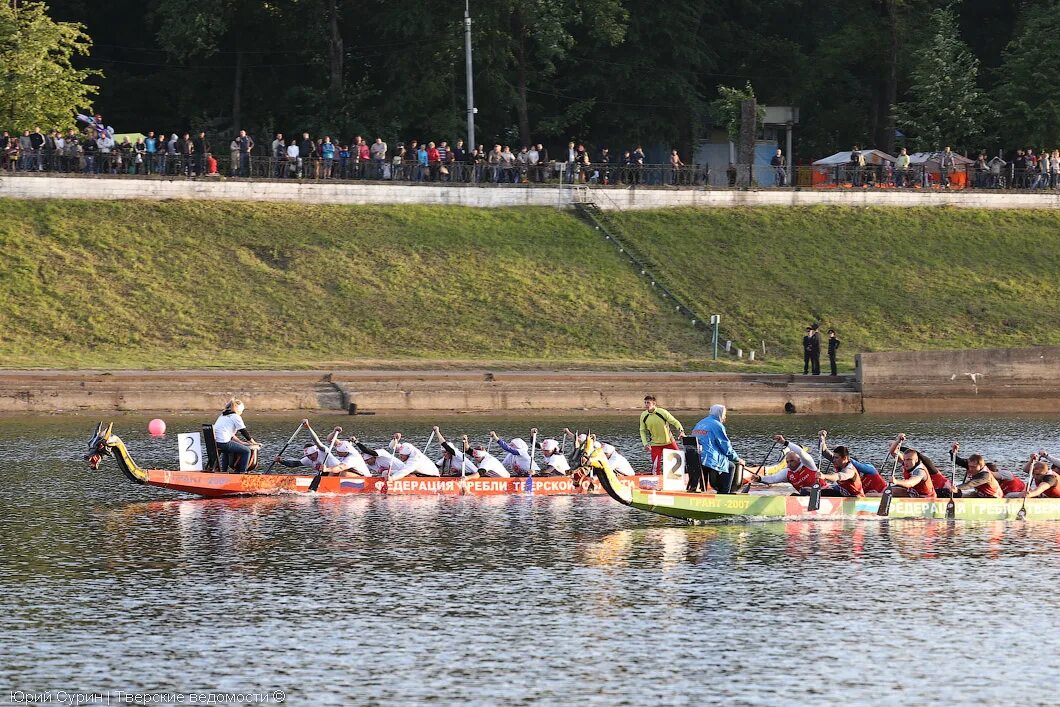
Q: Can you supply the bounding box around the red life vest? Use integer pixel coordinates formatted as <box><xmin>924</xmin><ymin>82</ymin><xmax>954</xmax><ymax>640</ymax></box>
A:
<box><xmin>999</xmin><ymin>475</ymin><xmax>1026</xmax><ymax>495</ymax></box>
<box><xmin>970</xmin><ymin>472</ymin><xmax>1003</xmax><ymax>499</ymax></box>
<box><xmin>787</xmin><ymin>464</ymin><xmax>820</xmax><ymax>493</ymax></box>
<box><xmin>929</xmin><ymin>471</ymin><xmax>951</xmax><ymax>491</ymax></box>
<box><xmin>1041</xmin><ymin>473</ymin><xmax>1060</xmax><ymax>499</ymax></box>
<box><xmin>862</xmin><ymin>472</ymin><xmax>889</xmax><ymax>494</ymax></box>
<box><xmin>904</xmin><ymin>463</ymin><xmax>936</xmax><ymax>498</ymax></box>
<box><xmin>834</xmin><ymin>461</ymin><xmax>865</xmax><ymax>497</ymax></box>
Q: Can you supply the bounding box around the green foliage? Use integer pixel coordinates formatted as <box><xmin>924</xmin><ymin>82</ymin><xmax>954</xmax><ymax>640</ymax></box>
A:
<box><xmin>894</xmin><ymin>6</ymin><xmax>992</xmax><ymax>151</ymax></box>
<box><xmin>709</xmin><ymin>82</ymin><xmax>766</xmax><ymax>144</ymax></box>
<box><xmin>993</xmin><ymin>1</ymin><xmax>1060</xmax><ymax>148</ymax></box>
<box><xmin>0</xmin><ymin>1</ymin><xmax>100</xmax><ymax>130</ymax></box>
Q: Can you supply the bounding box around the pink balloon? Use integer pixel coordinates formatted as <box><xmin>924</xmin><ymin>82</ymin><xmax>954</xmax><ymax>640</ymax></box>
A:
<box><xmin>148</xmin><ymin>418</ymin><xmax>166</xmax><ymax>437</ymax></box>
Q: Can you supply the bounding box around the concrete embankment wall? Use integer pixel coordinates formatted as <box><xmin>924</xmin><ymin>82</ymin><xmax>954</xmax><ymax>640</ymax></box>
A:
<box><xmin>858</xmin><ymin>346</ymin><xmax>1060</xmax><ymax>413</ymax></box>
<box><xmin>7</xmin><ymin>174</ymin><xmax>1060</xmax><ymax>209</ymax></box>
<box><xmin>0</xmin><ymin>369</ymin><xmax>860</xmax><ymax>415</ymax></box>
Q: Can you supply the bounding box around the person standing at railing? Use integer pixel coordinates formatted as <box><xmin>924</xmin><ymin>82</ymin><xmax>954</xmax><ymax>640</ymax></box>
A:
<box><xmin>452</xmin><ymin>139</ymin><xmax>466</xmax><ymax>182</ymax></box>
<box><xmin>321</xmin><ymin>136</ymin><xmax>335</xmax><ymax>178</ymax></box>
<box><xmin>390</xmin><ymin>143</ymin><xmax>403</xmax><ymax>181</ymax></box>
<box><xmin>671</xmin><ymin>149</ymin><xmax>685</xmax><ymax>186</ymax></box>
<box><xmin>97</xmin><ymin>131</ymin><xmax>115</xmax><ymax>174</ymax></box>
<box><xmin>535</xmin><ymin>143</ymin><xmax>548</xmax><ymax>182</ymax></box>
<box><xmin>194</xmin><ymin>131</ymin><xmax>208</xmax><ymax>177</ymax></box>
<box><xmin>271</xmin><ymin>133</ymin><xmax>285</xmax><ymax>177</ymax></box>
<box><xmin>297</xmin><ymin>132</ymin><xmax>314</xmax><ymax>179</ymax></box>
<box><xmin>285</xmin><ymin>140</ymin><xmax>300</xmax><ymax>178</ymax></box>
<box><xmin>178</xmin><ymin>132</ymin><xmax>192</xmax><ymax>176</ymax></box>
<box><xmin>633</xmin><ymin>145</ymin><xmax>645</xmax><ymax>185</ymax></box>
<box><xmin>370</xmin><ymin>137</ymin><xmax>386</xmax><ymax>179</ymax></box>
<box><xmin>894</xmin><ymin>148</ymin><xmax>910</xmax><ymax>187</ymax></box>
<box><xmin>769</xmin><ymin>148</ymin><xmax>785</xmax><ymax>186</ymax></box>
<box><xmin>598</xmin><ymin>146</ymin><xmax>611</xmax><ymax>185</ymax></box>
<box><xmin>939</xmin><ymin>146</ymin><xmax>955</xmax><ymax>188</ymax></box>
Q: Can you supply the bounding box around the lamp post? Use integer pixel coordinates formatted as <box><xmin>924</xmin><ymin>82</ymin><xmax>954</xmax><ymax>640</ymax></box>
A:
<box><xmin>464</xmin><ymin>1</ymin><xmax>476</xmax><ymax>151</ymax></box>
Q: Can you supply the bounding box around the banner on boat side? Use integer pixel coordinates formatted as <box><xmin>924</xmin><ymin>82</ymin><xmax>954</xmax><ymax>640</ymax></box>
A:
<box><xmin>661</xmin><ymin>448</ymin><xmax>686</xmax><ymax>491</ymax></box>
<box><xmin>177</xmin><ymin>432</ymin><xmax>204</xmax><ymax>471</ymax></box>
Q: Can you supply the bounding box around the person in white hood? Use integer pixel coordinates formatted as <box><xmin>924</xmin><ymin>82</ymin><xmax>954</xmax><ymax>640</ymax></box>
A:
<box><xmin>320</xmin><ymin>439</ymin><xmax>372</xmax><ymax>476</ymax></box>
<box><xmin>489</xmin><ymin>430</ymin><xmax>540</xmax><ymax>476</ymax></box>
<box><xmin>387</xmin><ymin>433</ymin><xmax>440</xmax><ymax>480</ymax></box>
<box><xmin>353</xmin><ymin>440</ymin><xmax>394</xmax><ymax>476</ymax></box>
<box><xmin>535</xmin><ymin>430</ymin><xmax>570</xmax><ymax>476</ymax></box>
<box><xmin>601</xmin><ymin>443</ymin><xmax>636</xmax><ymax>476</ymax></box>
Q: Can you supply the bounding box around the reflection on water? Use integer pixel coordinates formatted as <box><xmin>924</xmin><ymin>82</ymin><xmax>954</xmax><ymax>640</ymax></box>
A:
<box><xmin>1</xmin><ymin>414</ymin><xmax>1059</xmax><ymax>705</ymax></box>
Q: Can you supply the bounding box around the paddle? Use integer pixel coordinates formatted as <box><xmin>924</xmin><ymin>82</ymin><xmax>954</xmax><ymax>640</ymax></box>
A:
<box><xmin>946</xmin><ymin>445</ymin><xmax>957</xmax><ymax>519</ymax></box>
<box><xmin>307</xmin><ymin>424</ymin><xmax>341</xmax><ymax>492</ymax></box>
<box><xmin>422</xmin><ymin>429</ymin><xmax>436</xmax><ymax>457</ymax></box>
<box><xmin>1016</xmin><ymin>455</ymin><xmax>1035</xmax><ymax>521</ymax></box>
<box><xmin>742</xmin><ymin>441</ymin><xmax>778</xmax><ymax>493</ymax></box>
<box><xmin>807</xmin><ymin>433</ymin><xmax>825</xmax><ymax>511</ymax></box>
<box><xmin>265</xmin><ymin>419</ymin><xmax>308</xmax><ymax>474</ymax></box>
<box><xmin>527</xmin><ymin>428</ymin><xmax>539</xmax><ymax>477</ymax></box>
<box><xmin>876</xmin><ymin>438</ymin><xmax>903</xmax><ymax>517</ymax></box>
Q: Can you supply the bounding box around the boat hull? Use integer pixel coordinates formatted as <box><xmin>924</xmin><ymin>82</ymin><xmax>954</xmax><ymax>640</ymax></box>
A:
<box><xmin>141</xmin><ymin>468</ymin><xmax>661</xmax><ymax>498</ymax></box>
<box><xmin>621</xmin><ymin>488</ymin><xmax>1060</xmax><ymax>522</ymax></box>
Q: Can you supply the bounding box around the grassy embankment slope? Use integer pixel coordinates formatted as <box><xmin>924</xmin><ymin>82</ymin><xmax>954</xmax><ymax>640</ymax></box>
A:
<box><xmin>609</xmin><ymin>206</ymin><xmax>1060</xmax><ymax>367</ymax></box>
<box><xmin>0</xmin><ymin>199</ymin><xmax>708</xmax><ymax>369</ymax></box>
<box><xmin>1</xmin><ymin>200</ymin><xmax>1057</xmax><ymax>370</ymax></box>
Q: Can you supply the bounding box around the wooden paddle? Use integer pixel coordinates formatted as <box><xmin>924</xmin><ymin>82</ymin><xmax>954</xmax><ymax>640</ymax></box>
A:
<box><xmin>742</xmin><ymin>441</ymin><xmax>778</xmax><ymax>493</ymax></box>
<box><xmin>876</xmin><ymin>437</ymin><xmax>904</xmax><ymax>517</ymax></box>
<box><xmin>307</xmin><ymin>424</ymin><xmax>341</xmax><ymax>492</ymax></box>
<box><xmin>265</xmin><ymin>419</ymin><xmax>308</xmax><ymax>474</ymax></box>
<box><xmin>1016</xmin><ymin>455</ymin><xmax>1035</xmax><ymax>521</ymax></box>
<box><xmin>807</xmin><ymin>433</ymin><xmax>825</xmax><ymax>511</ymax></box>
<box><xmin>527</xmin><ymin>428</ymin><xmax>539</xmax><ymax>477</ymax></box>
<box><xmin>946</xmin><ymin>446</ymin><xmax>957</xmax><ymax>519</ymax></box>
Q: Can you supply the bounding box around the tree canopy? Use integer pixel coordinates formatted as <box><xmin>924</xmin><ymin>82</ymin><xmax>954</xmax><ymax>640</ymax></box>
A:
<box><xmin>0</xmin><ymin>0</ymin><xmax>100</xmax><ymax>131</ymax></box>
<box><xmin>26</xmin><ymin>0</ymin><xmax>1060</xmax><ymax>159</ymax></box>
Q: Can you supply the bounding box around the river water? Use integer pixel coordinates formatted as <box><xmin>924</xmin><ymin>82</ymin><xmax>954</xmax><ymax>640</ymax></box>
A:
<box><xmin>2</xmin><ymin>413</ymin><xmax>1059</xmax><ymax>706</ymax></box>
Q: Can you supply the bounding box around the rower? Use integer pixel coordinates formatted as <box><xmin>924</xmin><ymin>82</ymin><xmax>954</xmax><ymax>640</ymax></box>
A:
<box><xmin>819</xmin><ymin>431</ymin><xmax>885</xmax><ymax>495</ymax></box>
<box><xmin>751</xmin><ymin>435</ymin><xmax>820</xmax><ymax>495</ymax></box>
<box><xmin>324</xmin><ymin>440</ymin><xmax>373</xmax><ymax>477</ymax></box>
<box><xmin>1023</xmin><ymin>454</ymin><xmax>1060</xmax><ymax>498</ymax></box>
<box><xmin>489</xmin><ymin>431</ymin><xmax>540</xmax><ymax>476</ymax></box>
<box><xmin>894</xmin><ymin>435</ymin><xmax>950</xmax><ymax>494</ymax></box>
<box><xmin>433</xmin><ymin>426</ymin><xmax>478</xmax><ymax>476</ymax></box>
<box><xmin>535</xmin><ymin>430</ymin><xmax>570</xmax><ymax>477</ymax></box>
<box><xmin>886</xmin><ymin>437</ymin><xmax>936</xmax><ymax>499</ymax></box>
<box><xmin>601</xmin><ymin>443</ymin><xmax>636</xmax><ymax>476</ymax></box>
<box><xmin>467</xmin><ymin>441</ymin><xmax>511</xmax><ymax>478</ymax></box>
<box><xmin>388</xmin><ymin>433</ymin><xmax>441</xmax><ymax>480</ymax></box>
<box><xmin>275</xmin><ymin>443</ymin><xmax>339</xmax><ymax>471</ymax></box>
<box><xmin>354</xmin><ymin>440</ymin><xmax>395</xmax><ymax>476</ymax></box>
<box><xmin>951</xmin><ymin>443</ymin><xmax>1025</xmax><ymax>496</ymax></box>
<box><xmin>952</xmin><ymin>452</ymin><xmax>1003</xmax><ymax>498</ymax></box>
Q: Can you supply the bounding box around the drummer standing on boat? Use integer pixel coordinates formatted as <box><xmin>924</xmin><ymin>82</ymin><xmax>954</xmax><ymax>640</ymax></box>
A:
<box><xmin>639</xmin><ymin>394</ymin><xmax>685</xmax><ymax>474</ymax></box>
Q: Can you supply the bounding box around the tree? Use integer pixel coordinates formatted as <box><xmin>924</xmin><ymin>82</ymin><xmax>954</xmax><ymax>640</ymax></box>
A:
<box><xmin>894</xmin><ymin>6</ymin><xmax>991</xmax><ymax>151</ymax></box>
<box><xmin>993</xmin><ymin>2</ymin><xmax>1060</xmax><ymax>148</ymax></box>
<box><xmin>710</xmin><ymin>82</ymin><xmax>765</xmax><ymax>143</ymax></box>
<box><xmin>0</xmin><ymin>1</ymin><xmax>100</xmax><ymax>130</ymax></box>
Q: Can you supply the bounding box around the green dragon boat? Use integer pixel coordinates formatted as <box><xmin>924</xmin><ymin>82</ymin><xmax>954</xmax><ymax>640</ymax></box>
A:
<box><xmin>582</xmin><ymin>444</ymin><xmax>1060</xmax><ymax>523</ymax></box>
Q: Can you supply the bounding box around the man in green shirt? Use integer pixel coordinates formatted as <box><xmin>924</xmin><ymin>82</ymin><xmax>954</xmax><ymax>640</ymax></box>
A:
<box><xmin>639</xmin><ymin>394</ymin><xmax>685</xmax><ymax>474</ymax></box>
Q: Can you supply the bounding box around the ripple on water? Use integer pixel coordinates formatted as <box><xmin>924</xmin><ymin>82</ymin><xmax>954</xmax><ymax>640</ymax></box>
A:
<box><xmin>1</xmin><ymin>414</ymin><xmax>1059</xmax><ymax>704</ymax></box>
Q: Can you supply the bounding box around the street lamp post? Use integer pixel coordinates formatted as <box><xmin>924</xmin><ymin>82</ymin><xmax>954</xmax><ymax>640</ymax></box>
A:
<box><xmin>464</xmin><ymin>1</ymin><xmax>476</xmax><ymax>150</ymax></box>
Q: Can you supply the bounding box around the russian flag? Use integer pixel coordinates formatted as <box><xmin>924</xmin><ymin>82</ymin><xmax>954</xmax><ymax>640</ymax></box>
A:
<box><xmin>339</xmin><ymin>479</ymin><xmax>366</xmax><ymax>490</ymax></box>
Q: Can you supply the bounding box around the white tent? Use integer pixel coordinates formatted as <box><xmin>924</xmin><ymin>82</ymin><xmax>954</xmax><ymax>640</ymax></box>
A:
<box><xmin>813</xmin><ymin>149</ymin><xmax>897</xmax><ymax>166</ymax></box>
<box><xmin>907</xmin><ymin>151</ymin><xmax>974</xmax><ymax>169</ymax></box>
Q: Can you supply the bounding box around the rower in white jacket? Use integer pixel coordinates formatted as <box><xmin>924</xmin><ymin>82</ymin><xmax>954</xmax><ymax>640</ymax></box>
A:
<box><xmin>388</xmin><ymin>434</ymin><xmax>441</xmax><ymax>480</ymax></box>
<box><xmin>602</xmin><ymin>443</ymin><xmax>636</xmax><ymax>476</ymax></box>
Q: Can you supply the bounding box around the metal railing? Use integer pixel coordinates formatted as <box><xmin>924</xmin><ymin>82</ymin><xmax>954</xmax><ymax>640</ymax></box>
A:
<box><xmin>7</xmin><ymin>149</ymin><xmax>1060</xmax><ymax>193</ymax></box>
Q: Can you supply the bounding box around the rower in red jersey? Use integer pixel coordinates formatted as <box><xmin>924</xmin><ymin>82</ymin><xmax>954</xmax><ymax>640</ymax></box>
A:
<box><xmin>752</xmin><ymin>435</ymin><xmax>820</xmax><ymax>495</ymax></box>
<box><xmin>950</xmin><ymin>442</ymin><xmax>1025</xmax><ymax>496</ymax></box>
<box><xmin>1023</xmin><ymin>453</ymin><xmax>1060</xmax><ymax>498</ymax></box>
<box><xmin>887</xmin><ymin>435</ymin><xmax>937</xmax><ymax>499</ymax></box>
<box><xmin>818</xmin><ymin>430</ymin><xmax>885</xmax><ymax>496</ymax></box>
<box><xmin>952</xmin><ymin>452</ymin><xmax>1003</xmax><ymax>498</ymax></box>
<box><xmin>892</xmin><ymin>434</ymin><xmax>950</xmax><ymax>494</ymax></box>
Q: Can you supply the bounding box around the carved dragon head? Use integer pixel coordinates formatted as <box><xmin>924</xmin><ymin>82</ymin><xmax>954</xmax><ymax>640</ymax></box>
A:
<box><xmin>84</xmin><ymin>421</ymin><xmax>114</xmax><ymax>470</ymax></box>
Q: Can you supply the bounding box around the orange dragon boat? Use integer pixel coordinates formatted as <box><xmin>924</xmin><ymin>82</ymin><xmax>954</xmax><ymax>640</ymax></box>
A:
<box><xmin>84</xmin><ymin>423</ymin><xmax>659</xmax><ymax>498</ymax></box>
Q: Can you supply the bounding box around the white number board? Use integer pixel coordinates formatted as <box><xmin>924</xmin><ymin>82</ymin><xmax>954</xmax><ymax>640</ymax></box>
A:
<box><xmin>178</xmin><ymin>432</ymin><xmax>204</xmax><ymax>471</ymax></box>
<box><xmin>661</xmin><ymin>448</ymin><xmax>687</xmax><ymax>491</ymax></box>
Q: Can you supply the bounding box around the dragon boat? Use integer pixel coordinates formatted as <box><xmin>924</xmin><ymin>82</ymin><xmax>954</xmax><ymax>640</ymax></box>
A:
<box><xmin>577</xmin><ymin>438</ymin><xmax>1060</xmax><ymax>523</ymax></box>
<box><xmin>84</xmin><ymin>423</ymin><xmax>659</xmax><ymax>498</ymax></box>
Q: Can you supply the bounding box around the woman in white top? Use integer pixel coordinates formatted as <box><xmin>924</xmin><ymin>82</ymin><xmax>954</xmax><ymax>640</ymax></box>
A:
<box><xmin>213</xmin><ymin>398</ymin><xmax>257</xmax><ymax>473</ymax></box>
<box><xmin>388</xmin><ymin>433</ymin><xmax>441</xmax><ymax>480</ymax></box>
<box><xmin>602</xmin><ymin>443</ymin><xmax>636</xmax><ymax>476</ymax></box>
<box><xmin>536</xmin><ymin>436</ymin><xmax>570</xmax><ymax>476</ymax></box>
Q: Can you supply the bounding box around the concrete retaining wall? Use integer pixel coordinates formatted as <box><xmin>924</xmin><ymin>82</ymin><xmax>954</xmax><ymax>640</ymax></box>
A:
<box><xmin>857</xmin><ymin>346</ymin><xmax>1060</xmax><ymax>413</ymax></box>
<box><xmin>0</xmin><ymin>369</ymin><xmax>860</xmax><ymax>415</ymax></box>
<box><xmin>7</xmin><ymin>174</ymin><xmax>1060</xmax><ymax>209</ymax></box>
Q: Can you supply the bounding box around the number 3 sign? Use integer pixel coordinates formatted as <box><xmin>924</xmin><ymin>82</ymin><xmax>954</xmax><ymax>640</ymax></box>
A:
<box><xmin>177</xmin><ymin>432</ymin><xmax>204</xmax><ymax>471</ymax></box>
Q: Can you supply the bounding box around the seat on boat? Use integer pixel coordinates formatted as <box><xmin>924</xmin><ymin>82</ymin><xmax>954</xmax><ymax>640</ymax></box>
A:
<box><xmin>682</xmin><ymin>436</ymin><xmax>709</xmax><ymax>493</ymax></box>
<box><xmin>202</xmin><ymin>424</ymin><xmax>222</xmax><ymax>471</ymax></box>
